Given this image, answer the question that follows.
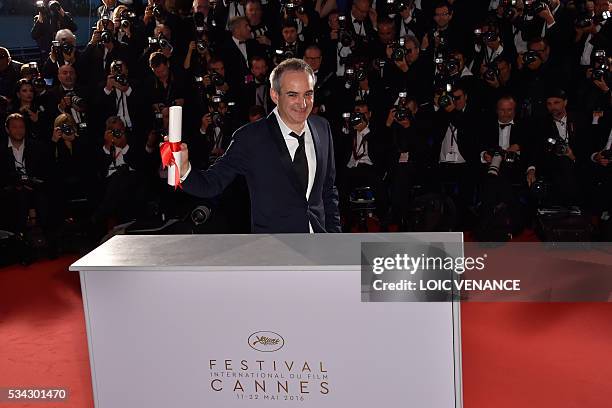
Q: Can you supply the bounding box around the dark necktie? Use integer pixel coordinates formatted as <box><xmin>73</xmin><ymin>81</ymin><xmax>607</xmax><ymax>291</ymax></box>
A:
<box><xmin>499</xmin><ymin>123</ymin><xmax>513</xmax><ymax>129</ymax></box>
<box><xmin>289</xmin><ymin>131</ymin><xmax>308</xmax><ymax>196</ymax></box>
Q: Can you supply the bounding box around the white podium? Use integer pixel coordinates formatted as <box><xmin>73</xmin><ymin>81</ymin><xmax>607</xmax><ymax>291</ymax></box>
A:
<box><xmin>70</xmin><ymin>233</ymin><xmax>463</xmax><ymax>407</ymax></box>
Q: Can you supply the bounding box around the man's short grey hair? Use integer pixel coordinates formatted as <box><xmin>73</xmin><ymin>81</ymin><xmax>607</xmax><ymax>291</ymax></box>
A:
<box><xmin>269</xmin><ymin>58</ymin><xmax>315</xmax><ymax>93</ymax></box>
<box><xmin>402</xmin><ymin>34</ymin><xmax>420</xmax><ymax>50</ymax></box>
<box><xmin>105</xmin><ymin>116</ymin><xmax>125</xmax><ymax>130</ymax></box>
<box><xmin>55</xmin><ymin>29</ymin><xmax>76</xmax><ymax>44</ymax></box>
<box><xmin>229</xmin><ymin>16</ymin><xmax>248</xmax><ymax>33</ymax></box>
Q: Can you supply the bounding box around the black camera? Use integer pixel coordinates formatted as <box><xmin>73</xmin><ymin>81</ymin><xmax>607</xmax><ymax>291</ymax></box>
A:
<box><xmin>37</xmin><ymin>0</ymin><xmax>61</xmax><ymax>15</ymax></box>
<box><xmin>525</xmin><ymin>0</ymin><xmax>550</xmax><ymax>16</ymax></box>
<box><xmin>486</xmin><ymin>147</ymin><xmax>518</xmax><ymax>176</ymax></box>
<box><xmin>545</xmin><ymin>137</ymin><xmax>569</xmax><ymax>156</ymax></box>
<box><xmin>575</xmin><ymin>14</ymin><xmax>593</xmax><ymax>28</ymax></box>
<box><xmin>28</xmin><ymin>62</ymin><xmax>46</xmax><ymax>89</ymax></box>
<box><xmin>344</xmin><ymin>67</ymin><xmax>367</xmax><ymax>89</ymax></box>
<box><xmin>338</xmin><ymin>15</ymin><xmax>355</xmax><ymax>48</ymax></box>
<box><xmin>65</xmin><ymin>92</ymin><xmax>86</xmax><ymax>110</ymax></box>
<box><xmin>349</xmin><ymin>112</ymin><xmax>366</xmax><ymax>127</ymax></box>
<box><xmin>284</xmin><ymin>2</ymin><xmax>305</xmax><ymax>18</ymax></box>
<box><xmin>500</xmin><ymin>0</ymin><xmax>518</xmax><ymax>19</ymax></box>
<box><xmin>60</xmin><ymin>123</ymin><xmax>74</xmax><ymax>136</ymax></box>
<box><xmin>483</xmin><ymin>64</ymin><xmax>500</xmax><ymax>81</ymax></box>
<box><xmin>394</xmin><ymin>92</ymin><xmax>412</xmax><ymax>121</ymax></box>
<box><xmin>209</xmin><ymin>72</ymin><xmax>225</xmax><ymax>87</ymax></box>
<box><xmin>275</xmin><ymin>47</ymin><xmax>295</xmax><ymax>63</ymax></box>
<box><xmin>111</xmin><ymin>61</ymin><xmax>129</xmax><ymax>86</ymax></box>
<box><xmin>111</xmin><ymin>128</ymin><xmax>124</xmax><ymax>138</ymax></box>
<box><xmin>149</xmin><ymin>35</ymin><xmax>173</xmax><ymax>52</ymax></box>
<box><xmin>437</xmin><ymin>84</ymin><xmax>454</xmax><ymax>109</ymax></box>
<box><xmin>100</xmin><ymin>30</ymin><xmax>114</xmax><ymax>44</ymax></box>
<box><xmin>483</xmin><ymin>31</ymin><xmax>499</xmax><ymax>43</ymax></box>
<box><xmin>391</xmin><ymin>38</ymin><xmax>407</xmax><ymax>61</ymax></box>
<box><xmin>196</xmin><ymin>39</ymin><xmax>209</xmax><ymax>53</ymax></box>
<box><xmin>523</xmin><ymin>50</ymin><xmax>540</xmax><ymax>66</ymax></box>
<box><xmin>153</xmin><ymin>5</ymin><xmax>166</xmax><ymax>21</ymax></box>
<box><xmin>592</xmin><ymin>50</ymin><xmax>608</xmax><ymax>81</ymax></box>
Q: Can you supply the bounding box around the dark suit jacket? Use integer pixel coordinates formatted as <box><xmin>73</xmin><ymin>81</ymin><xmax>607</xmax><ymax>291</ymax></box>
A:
<box><xmin>218</xmin><ymin>38</ymin><xmax>266</xmax><ymax>92</ymax></box>
<box><xmin>478</xmin><ymin>119</ymin><xmax>529</xmax><ymax>174</ymax></box>
<box><xmin>183</xmin><ymin>112</ymin><xmax>341</xmax><ymax>233</ymax></box>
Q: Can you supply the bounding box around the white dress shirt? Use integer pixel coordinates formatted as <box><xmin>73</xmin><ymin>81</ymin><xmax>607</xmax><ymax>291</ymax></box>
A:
<box><xmin>480</xmin><ymin>120</ymin><xmax>514</xmax><ymax>163</ymax></box>
<box><xmin>439</xmin><ymin>123</ymin><xmax>466</xmax><ymax>164</ymax></box>
<box><xmin>103</xmin><ymin>144</ymin><xmax>133</xmax><ymax>177</ymax></box>
<box><xmin>104</xmin><ymin>86</ymin><xmax>134</xmax><ymax>128</ymax></box>
<box><xmin>347</xmin><ymin>127</ymin><xmax>373</xmax><ymax>168</ymax></box>
<box><xmin>554</xmin><ymin>115</ymin><xmax>569</xmax><ymax>141</ymax></box>
<box><xmin>8</xmin><ymin>139</ymin><xmax>25</xmax><ymax>171</ymax></box>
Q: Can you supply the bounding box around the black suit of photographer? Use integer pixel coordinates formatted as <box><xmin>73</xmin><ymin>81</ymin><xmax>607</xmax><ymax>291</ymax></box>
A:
<box><xmin>530</xmin><ymin>112</ymin><xmax>588</xmax><ymax>205</ymax></box>
<box><xmin>217</xmin><ymin>39</ymin><xmax>266</xmax><ymax>95</ymax></box>
<box><xmin>0</xmin><ymin>138</ymin><xmax>51</xmax><ymax>234</ymax></box>
<box><xmin>477</xmin><ymin>118</ymin><xmax>528</xmax><ymax>225</ymax></box>
<box><xmin>81</xmin><ymin>41</ymin><xmax>131</xmax><ymax>90</ymax></box>
<box><xmin>30</xmin><ymin>4</ymin><xmax>78</xmax><ymax>54</ymax></box>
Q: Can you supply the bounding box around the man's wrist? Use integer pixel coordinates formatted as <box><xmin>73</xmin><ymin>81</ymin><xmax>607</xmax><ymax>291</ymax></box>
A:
<box><xmin>180</xmin><ymin>162</ymin><xmax>192</xmax><ymax>182</ymax></box>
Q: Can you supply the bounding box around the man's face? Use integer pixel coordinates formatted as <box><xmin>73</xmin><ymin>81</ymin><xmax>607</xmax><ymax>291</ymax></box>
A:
<box><xmin>434</xmin><ymin>6</ymin><xmax>452</xmax><ymax>28</ymax></box>
<box><xmin>58</xmin><ymin>65</ymin><xmax>76</xmax><ymax>88</ymax></box>
<box><xmin>378</xmin><ymin>23</ymin><xmax>395</xmax><ymax>44</ymax></box>
<box><xmin>497</xmin><ymin>99</ymin><xmax>516</xmax><ymax>123</ymax></box>
<box><xmin>546</xmin><ymin>97</ymin><xmax>567</xmax><ymax>118</ymax></box>
<box><xmin>270</xmin><ymin>70</ymin><xmax>314</xmax><ymax>129</ymax></box>
<box><xmin>7</xmin><ymin>118</ymin><xmax>26</xmax><ymax>142</ymax></box>
<box><xmin>152</xmin><ymin>62</ymin><xmax>169</xmax><ymax>80</ymax></box>
<box><xmin>155</xmin><ymin>25</ymin><xmax>172</xmax><ymax>39</ymax></box>
<box><xmin>246</xmin><ymin>2</ymin><xmax>262</xmax><ymax>24</ymax></box>
<box><xmin>405</xmin><ymin>40</ymin><xmax>420</xmax><ymax>64</ymax></box>
<box><xmin>194</xmin><ymin>0</ymin><xmax>209</xmax><ymax>14</ymax></box>
<box><xmin>529</xmin><ymin>41</ymin><xmax>549</xmax><ymax>64</ymax></box>
<box><xmin>303</xmin><ymin>48</ymin><xmax>322</xmax><ymax>71</ymax></box>
<box><xmin>235</xmin><ymin>20</ymin><xmax>252</xmax><ymax>40</ymax></box>
<box><xmin>328</xmin><ymin>13</ymin><xmax>340</xmax><ymax>30</ymax></box>
<box><xmin>352</xmin><ymin>0</ymin><xmax>370</xmax><ymax>22</ymax></box>
<box><xmin>251</xmin><ymin>59</ymin><xmax>268</xmax><ymax>79</ymax></box>
<box><xmin>282</xmin><ymin>27</ymin><xmax>298</xmax><ymax>43</ymax></box>
<box><xmin>210</xmin><ymin>61</ymin><xmax>225</xmax><ymax>76</ymax></box>
<box><xmin>452</xmin><ymin>89</ymin><xmax>467</xmax><ymax>111</ymax></box>
<box><xmin>497</xmin><ymin>60</ymin><xmax>511</xmax><ymax>82</ymax></box>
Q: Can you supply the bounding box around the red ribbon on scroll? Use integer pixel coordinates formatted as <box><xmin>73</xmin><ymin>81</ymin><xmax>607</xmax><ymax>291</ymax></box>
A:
<box><xmin>160</xmin><ymin>141</ymin><xmax>183</xmax><ymax>189</ymax></box>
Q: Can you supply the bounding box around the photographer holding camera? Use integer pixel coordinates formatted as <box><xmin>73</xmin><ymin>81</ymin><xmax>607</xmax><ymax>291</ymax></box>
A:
<box><xmin>90</xmin><ymin>116</ymin><xmax>147</xmax><ymax>238</ymax></box>
<box><xmin>41</xmin><ymin>29</ymin><xmax>83</xmax><ymax>81</ymax></box>
<box><xmin>382</xmin><ymin>35</ymin><xmax>433</xmax><ymax>104</ymax></box>
<box><xmin>82</xmin><ymin>18</ymin><xmax>130</xmax><ymax>89</ymax></box>
<box><xmin>145</xmin><ymin>52</ymin><xmax>187</xmax><ymax>117</ymax></box>
<box><xmin>46</xmin><ymin>64</ymin><xmax>88</xmax><ymax>135</ymax></box>
<box><xmin>0</xmin><ymin>113</ymin><xmax>51</xmax><ymax>254</ymax></box>
<box><xmin>576</xmin><ymin>49</ymin><xmax>612</xmax><ymax>117</ymax></box>
<box><xmin>528</xmin><ymin>89</ymin><xmax>588</xmax><ymax>205</ymax></box>
<box><xmin>31</xmin><ymin>0</ymin><xmax>78</xmax><ymax>56</ymax></box>
<box><xmin>337</xmin><ymin>101</ymin><xmax>387</xmax><ymax>224</ymax></box>
<box><xmin>385</xmin><ymin>93</ymin><xmax>431</xmax><ymax>227</ymax></box>
<box><xmin>100</xmin><ymin>60</ymin><xmax>144</xmax><ymax>137</ymax></box>
<box><xmin>0</xmin><ymin>48</ymin><xmax>22</xmax><ymax>99</ymax></box>
<box><xmin>7</xmin><ymin>79</ymin><xmax>47</xmax><ymax>141</ymax></box>
<box><xmin>476</xmin><ymin>95</ymin><xmax>527</xmax><ymax>236</ymax></box>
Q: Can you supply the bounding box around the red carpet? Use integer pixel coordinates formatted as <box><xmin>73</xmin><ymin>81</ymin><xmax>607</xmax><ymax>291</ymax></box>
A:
<box><xmin>1</xmin><ymin>257</ymin><xmax>612</xmax><ymax>407</ymax></box>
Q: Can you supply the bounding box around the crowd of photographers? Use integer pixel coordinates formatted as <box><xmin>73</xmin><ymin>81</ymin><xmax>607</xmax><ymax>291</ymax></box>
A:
<box><xmin>1</xmin><ymin>0</ymin><xmax>612</xmax><ymax>255</ymax></box>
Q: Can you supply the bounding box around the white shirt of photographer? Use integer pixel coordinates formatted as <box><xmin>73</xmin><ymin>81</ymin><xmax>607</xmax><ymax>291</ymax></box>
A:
<box><xmin>104</xmin><ymin>86</ymin><xmax>133</xmax><ymax>129</ymax></box>
<box><xmin>8</xmin><ymin>138</ymin><xmax>25</xmax><ymax>171</ymax></box>
<box><xmin>347</xmin><ymin>127</ymin><xmax>373</xmax><ymax>168</ymax></box>
<box><xmin>439</xmin><ymin>124</ymin><xmax>466</xmax><ymax>164</ymax></box>
<box><xmin>103</xmin><ymin>144</ymin><xmax>133</xmax><ymax>177</ymax></box>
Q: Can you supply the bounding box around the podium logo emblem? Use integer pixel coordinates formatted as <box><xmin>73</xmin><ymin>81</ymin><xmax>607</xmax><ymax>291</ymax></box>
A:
<box><xmin>248</xmin><ymin>331</ymin><xmax>285</xmax><ymax>352</ymax></box>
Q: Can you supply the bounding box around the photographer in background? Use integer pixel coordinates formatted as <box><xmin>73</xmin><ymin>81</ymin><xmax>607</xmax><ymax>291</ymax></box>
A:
<box><xmin>47</xmin><ymin>64</ymin><xmax>88</xmax><ymax>137</ymax></box>
<box><xmin>385</xmin><ymin>93</ymin><xmax>431</xmax><ymax>228</ymax></box>
<box><xmin>90</xmin><ymin>116</ymin><xmax>147</xmax><ymax>238</ymax></box>
<box><xmin>41</xmin><ymin>29</ymin><xmax>83</xmax><ymax>82</ymax></box>
<box><xmin>31</xmin><ymin>0</ymin><xmax>78</xmax><ymax>56</ymax></box>
<box><xmin>477</xmin><ymin>95</ymin><xmax>527</xmax><ymax>237</ymax></box>
<box><xmin>337</xmin><ymin>101</ymin><xmax>388</xmax><ymax>227</ymax></box>
<box><xmin>0</xmin><ymin>48</ymin><xmax>22</xmax><ymax>99</ymax></box>
<box><xmin>0</xmin><ymin>113</ymin><xmax>51</xmax><ymax>258</ymax></box>
<box><xmin>528</xmin><ymin>89</ymin><xmax>588</xmax><ymax>205</ymax></box>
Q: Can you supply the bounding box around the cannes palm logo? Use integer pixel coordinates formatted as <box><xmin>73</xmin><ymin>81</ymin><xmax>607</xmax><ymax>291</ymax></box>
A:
<box><xmin>248</xmin><ymin>331</ymin><xmax>285</xmax><ymax>352</ymax></box>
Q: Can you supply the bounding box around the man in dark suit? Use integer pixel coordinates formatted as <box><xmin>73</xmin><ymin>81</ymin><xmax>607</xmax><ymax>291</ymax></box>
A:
<box><xmin>527</xmin><ymin>89</ymin><xmax>589</xmax><ymax>205</ymax></box>
<box><xmin>477</xmin><ymin>95</ymin><xmax>527</xmax><ymax>232</ymax></box>
<box><xmin>217</xmin><ymin>16</ymin><xmax>266</xmax><ymax>93</ymax></box>
<box><xmin>176</xmin><ymin>58</ymin><xmax>341</xmax><ymax>233</ymax></box>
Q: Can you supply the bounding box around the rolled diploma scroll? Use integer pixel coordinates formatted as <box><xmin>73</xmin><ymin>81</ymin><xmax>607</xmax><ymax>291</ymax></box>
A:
<box><xmin>168</xmin><ymin>105</ymin><xmax>182</xmax><ymax>186</ymax></box>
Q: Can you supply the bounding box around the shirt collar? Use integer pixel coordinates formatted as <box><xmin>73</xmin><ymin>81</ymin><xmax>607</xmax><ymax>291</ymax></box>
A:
<box><xmin>8</xmin><ymin>137</ymin><xmax>24</xmax><ymax>149</ymax></box>
<box><xmin>232</xmin><ymin>36</ymin><xmax>246</xmax><ymax>46</ymax></box>
<box><xmin>498</xmin><ymin>120</ymin><xmax>515</xmax><ymax>125</ymax></box>
<box><xmin>273</xmin><ymin>107</ymin><xmax>306</xmax><ymax>136</ymax></box>
<box><xmin>357</xmin><ymin>126</ymin><xmax>370</xmax><ymax>138</ymax></box>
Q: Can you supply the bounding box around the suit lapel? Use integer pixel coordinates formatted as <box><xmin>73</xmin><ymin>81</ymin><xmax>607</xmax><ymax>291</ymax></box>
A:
<box><xmin>266</xmin><ymin>113</ymin><xmax>306</xmax><ymax>198</ymax></box>
<box><xmin>307</xmin><ymin>116</ymin><xmax>323</xmax><ymax>202</ymax></box>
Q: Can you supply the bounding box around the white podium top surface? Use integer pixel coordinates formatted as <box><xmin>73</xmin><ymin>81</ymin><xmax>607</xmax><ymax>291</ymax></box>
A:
<box><xmin>70</xmin><ymin>233</ymin><xmax>462</xmax><ymax>271</ymax></box>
